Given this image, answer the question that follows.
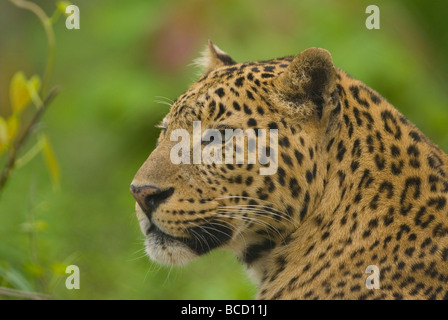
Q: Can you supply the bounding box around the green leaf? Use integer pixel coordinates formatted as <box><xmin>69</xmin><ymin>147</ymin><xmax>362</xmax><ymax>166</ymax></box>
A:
<box><xmin>51</xmin><ymin>262</ymin><xmax>69</xmax><ymax>276</ymax></box>
<box><xmin>35</xmin><ymin>220</ymin><xmax>49</xmax><ymax>232</ymax></box>
<box><xmin>0</xmin><ymin>264</ymin><xmax>34</xmax><ymax>292</ymax></box>
<box><xmin>23</xmin><ymin>262</ymin><xmax>44</xmax><ymax>278</ymax></box>
<box><xmin>15</xmin><ymin>138</ymin><xmax>45</xmax><ymax>169</ymax></box>
<box><xmin>41</xmin><ymin>134</ymin><xmax>60</xmax><ymax>188</ymax></box>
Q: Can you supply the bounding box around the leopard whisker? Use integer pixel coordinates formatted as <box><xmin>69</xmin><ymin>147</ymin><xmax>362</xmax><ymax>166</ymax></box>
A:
<box><xmin>214</xmin><ymin>214</ymin><xmax>285</xmax><ymax>244</ymax></box>
<box><xmin>186</xmin><ymin>218</ymin><xmax>234</xmax><ymax>249</ymax></box>
<box><xmin>215</xmin><ymin>211</ymin><xmax>287</xmax><ymax>242</ymax></box>
<box><xmin>218</xmin><ymin>204</ymin><xmax>292</xmax><ymax>223</ymax></box>
<box><xmin>215</xmin><ymin>196</ymin><xmax>291</xmax><ymax>219</ymax></box>
<box><xmin>215</xmin><ymin>195</ymin><xmax>279</xmax><ymax>206</ymax></box>
<box><xmin>187</xmin><ymin>214</ymin><xmax>249</xmax><ymax>249</ymax></box>
<box><xmin>154</xmin><ymin>100</ymin><xmax>173</xmax><ymax>108</ymax></box>
<box><xmin>187</xmin><ymin>221</ymin><xmax>212</xmax><ymax>254</ymax></box>
<box><xmin>154</xmin><ymin>95</ymin><xmax>174</xmax><ymax>103</ymax></box>
<box><xmin>127</xmin><ymin>246</ymin><xmax>150</xmax><ymax>262</ymax></box>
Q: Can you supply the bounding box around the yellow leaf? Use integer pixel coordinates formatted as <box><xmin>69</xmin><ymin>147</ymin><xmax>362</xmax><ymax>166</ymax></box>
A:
<box><xmin>6</xmin><ymin>115</ymin><xmax>19</xmax><ymax>143</ymax></box>
<box><xmin>51</xmin><ymin>262</ymin><xmax>69</xmax><ymax>275</ymax></box>
<box><xmin>41</xmin><ymin>134</ymin><xmax>60</xmax><ymax>188</ymax></box>
<box><xmin>0</xmin><ymin>115</ymin><xmax>19</xmax><ymax>155</ymax></box>
<box><xmin>28</xmin><ymin>75</ymin><xmax>42</xmax><ymax>107</ymax></box>
<box><xmin>35</xmin><ymin>220</ymin><xmax>49</xmax><ymax>232</ymax></box>
<box><xmin>10</xmin><ymin>71</ymin><xmax>30</xmax><ymax>114</ymax></box>
<box><xmin>57</xmin><ymin>1</ymin><xmax>73</xmax><ymax>16</ymax></box>
<box><xmin>0</xmin><ymin>117</ymin><xmax>8</xmax><ymax>154</ymax></box>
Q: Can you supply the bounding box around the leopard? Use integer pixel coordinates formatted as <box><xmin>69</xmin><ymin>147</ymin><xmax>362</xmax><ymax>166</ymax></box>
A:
<box><xmin>130</xmin><ymin>41</ymin><xmax>448</xmax><ymax>299</ymax></box>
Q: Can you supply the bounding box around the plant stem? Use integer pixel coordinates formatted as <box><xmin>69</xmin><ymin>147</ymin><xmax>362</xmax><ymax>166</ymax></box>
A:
<box><xmin>9</xmin><ymin>0</ymin><xmax>55</xmax><ymax>98</ymax></box>
<box><xmin>0</xmin><ymin>286</ymin><xmax>52</xmax><ymax>300</ymax></box>
<box><xmin>0</xmin><ymin>87</ymin><xmax>59</xmax><ymax>200</ymax></box>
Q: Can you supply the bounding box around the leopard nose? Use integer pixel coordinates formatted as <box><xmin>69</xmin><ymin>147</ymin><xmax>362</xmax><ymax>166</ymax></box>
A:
<box><xmin>130</xmin><ymin>185</ymin><xmax>174</xmax><ymax>219</ymax></box>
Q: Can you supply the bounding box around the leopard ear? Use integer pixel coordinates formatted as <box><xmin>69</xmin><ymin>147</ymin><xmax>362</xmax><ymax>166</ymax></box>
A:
<box><xmin>195</xmin><ymin>40</ymin><xmax>236</xmax><ymax>73</ymax></box>
<box><xmin>273</xmin><ymin>47</ymin><xmax>337</xmax><ymax>120</ymax></box>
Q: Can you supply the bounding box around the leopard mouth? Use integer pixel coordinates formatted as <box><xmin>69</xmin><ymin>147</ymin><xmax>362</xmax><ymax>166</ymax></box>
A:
<box><xmin>146</xmin><ymin>217</ymin><xmax>233</xmax><ymax>256</ymax></box>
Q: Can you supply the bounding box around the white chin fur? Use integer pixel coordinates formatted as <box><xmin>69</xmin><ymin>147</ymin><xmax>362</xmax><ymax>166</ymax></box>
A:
<box><xmin>145</xmin><ymin>236</ymin><xmax>198</xmax><ymax>266</ymax></box>
<box><xmin>135</xmin><ymin>204</ymin><xmax>198</xmax><ymax>265</ymax></box>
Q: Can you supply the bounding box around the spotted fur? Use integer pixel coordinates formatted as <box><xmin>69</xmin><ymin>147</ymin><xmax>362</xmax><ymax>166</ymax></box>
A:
<box><xmin>131</xmin><ymin>41</ymin><xmax>448</xmax><ymax>300</ymax></box>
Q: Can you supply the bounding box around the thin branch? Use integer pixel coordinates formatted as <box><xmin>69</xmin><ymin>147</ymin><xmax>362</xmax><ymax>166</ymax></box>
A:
<box><xmin>0</xmin><ymin>286</ymin><xmax>52</xmax><ymax>300</ymax></box>
<box><xmin>9</xmin><ymin>0</ymin><xmax>55</xmax><ymax>97</ymax></box>
<box><xmin>0</xmin><ymin>87</ymin><xmax>59</xmax><ymax>199</ymax></box>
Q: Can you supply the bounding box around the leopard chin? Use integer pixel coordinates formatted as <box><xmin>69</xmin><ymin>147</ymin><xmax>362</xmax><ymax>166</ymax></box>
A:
<box><xmin>144</xmin><ymin>230</ymin><xmax>199</xmax><ymax>266</ymax></box>
<box><xmin>135</xmin><ymin>201</ymin><xmax>235</xmax><ymax>265</ymax></box>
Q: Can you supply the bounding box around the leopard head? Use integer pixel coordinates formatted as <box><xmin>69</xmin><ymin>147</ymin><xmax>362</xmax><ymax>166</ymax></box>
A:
<box><xmin>130</xmin><ymin>41</ymin><xmax>340</xmax><ymax>267</ymax></box>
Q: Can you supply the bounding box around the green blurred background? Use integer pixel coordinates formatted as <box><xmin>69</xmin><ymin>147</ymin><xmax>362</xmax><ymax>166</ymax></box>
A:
<box><xmin>0</xmin><ymin>0</ymin><xmax>447</xmax><ymax>299</ymax></box>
